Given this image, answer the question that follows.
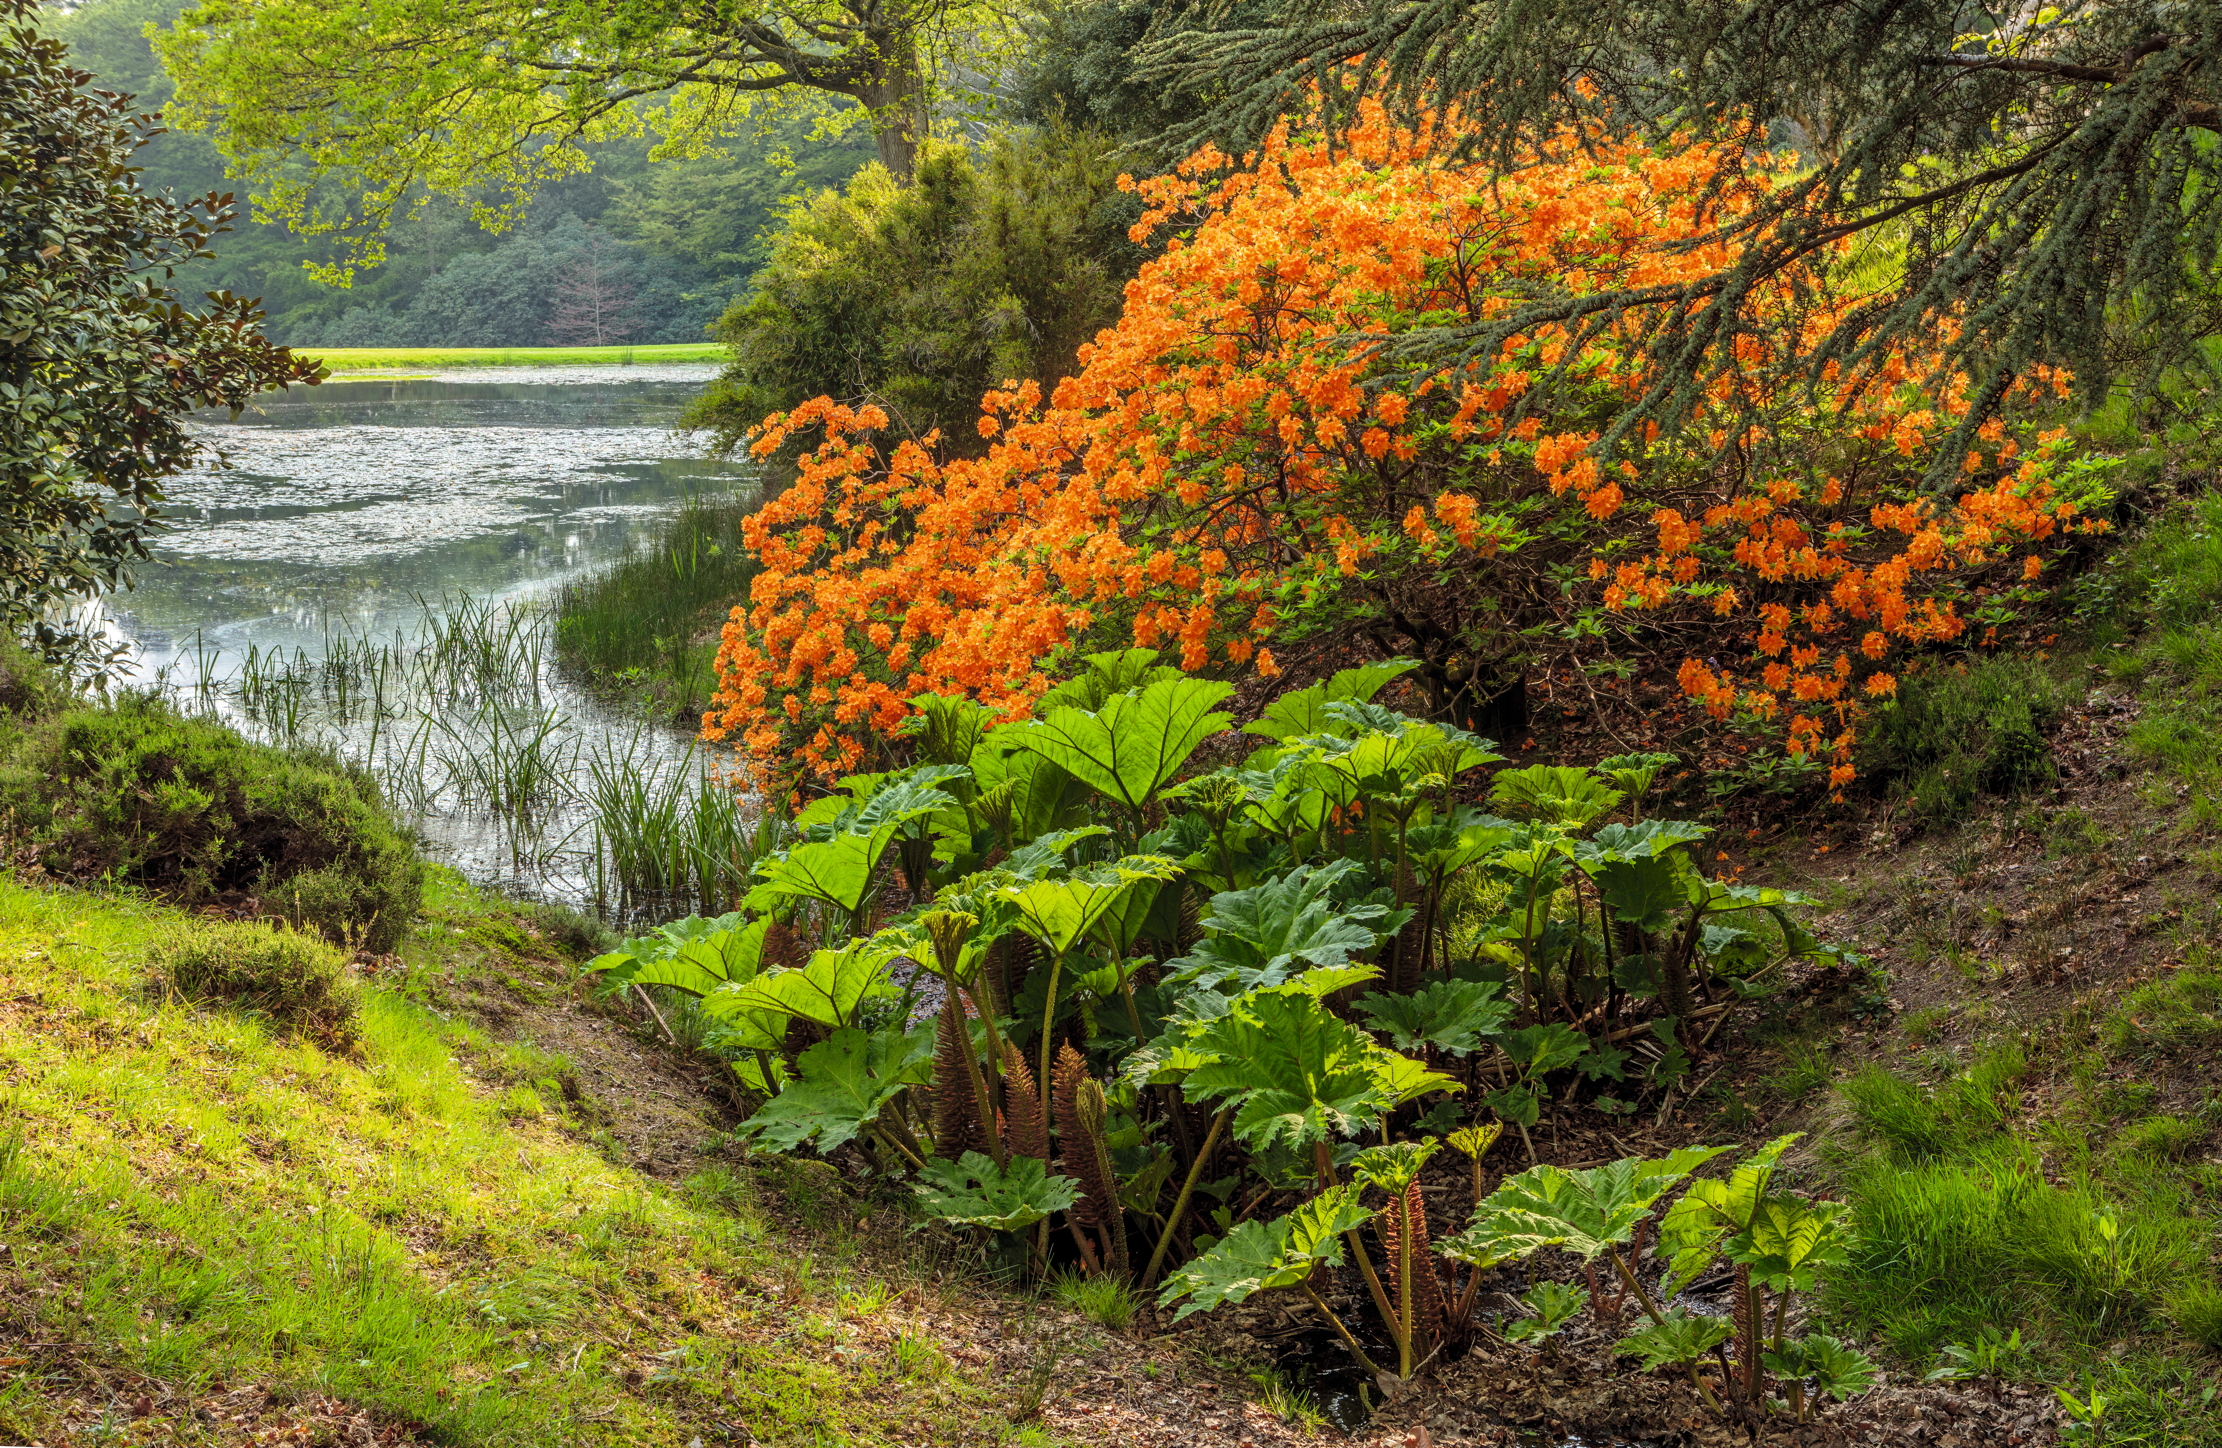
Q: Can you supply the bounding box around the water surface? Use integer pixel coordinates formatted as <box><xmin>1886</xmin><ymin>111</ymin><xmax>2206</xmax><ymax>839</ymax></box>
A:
<box><xmin>94</xmin><ymin>364</ymin><xmax>755</xmax><ymax>906</ymax></box>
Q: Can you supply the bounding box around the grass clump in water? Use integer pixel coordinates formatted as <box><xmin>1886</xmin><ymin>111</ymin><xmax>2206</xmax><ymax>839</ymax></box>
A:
<box><xmin>555</xmin><ymin>490</ymin><xmax>762</xmax><ymax>719</ymax></box>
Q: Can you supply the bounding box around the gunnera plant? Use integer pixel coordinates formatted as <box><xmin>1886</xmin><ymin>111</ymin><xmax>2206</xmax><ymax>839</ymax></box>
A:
<box><xmin>0</xmin><ymin>693</ymin><xmax>422</xmax><ymax>951</ymax></box>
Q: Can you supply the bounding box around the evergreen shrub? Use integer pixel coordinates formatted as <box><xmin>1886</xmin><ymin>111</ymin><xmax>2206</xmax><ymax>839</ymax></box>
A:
<box><xmin>0</xmin><ymin>693</ymin><xmax>422</xmax><ymax>951</ymax></box>
<box><xmin>684</xmin><ymin>127</ymin><xmax>1138</xmax><ymax>455</ymax></box>
<box><xmin>1857</xmin><ymin>657</ymin><xmax>2080</xmax><ymax>824</ymax></box>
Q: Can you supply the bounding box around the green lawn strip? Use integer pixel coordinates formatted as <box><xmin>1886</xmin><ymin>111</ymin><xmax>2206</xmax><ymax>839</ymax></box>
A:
<box><xmin>0</xmin><ymin>875</ymin><xmax>1014</xmax><ymax>1447</ymax></box>
<box><xmin>1785</xmin><ymin>494</ymin><xmax>2222</xmax><ymax>1441</ymax></box>
<box><xmin>297</xmin><ymin>344</ymin><xmax>724</xmax><ymax>372</ymax></box>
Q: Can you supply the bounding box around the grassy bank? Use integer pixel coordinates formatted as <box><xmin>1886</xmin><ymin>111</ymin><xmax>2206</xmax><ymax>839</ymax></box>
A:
<box><xmin>553</xmin><ymin>490</ymin><xmax>761</xmax><ymax>721</ymax></box>
<box><xmin>0</xmin><ymin>869</ymin><xmax>1028</xmax><ymax>1447</ymax></box>
<box><xmin>1758</xmin><ymin>488</ymin><xmax>2222</xmax><ymax>1444</ymax></box>
<box><xmin>299</xmin><ymin>344</ymin><xmax>724</xmax><ymax>372</ymax></box>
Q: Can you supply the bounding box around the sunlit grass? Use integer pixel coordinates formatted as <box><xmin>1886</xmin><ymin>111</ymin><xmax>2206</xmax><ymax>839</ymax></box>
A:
<box><xmin>0</xmin><ymin>874</ymin><xmax>1005</xmax><ymax>1447</ymax></box>
<box><xmin>297</xmin><ymin>343</ymin><xmax>724</xmax><ymax>371</ymax></box>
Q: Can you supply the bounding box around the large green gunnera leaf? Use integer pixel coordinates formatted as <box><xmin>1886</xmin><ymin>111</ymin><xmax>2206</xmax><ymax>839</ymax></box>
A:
<box><xmin>739</xmin><ymin>1025</ymin><xmax>932</xmax><ymax>1153</ymax></box>
<box><xmin>996</xmin><ymin>856</ymin><xmax>1179</xmax><ymax>956</ymax></box>
<box><xmin>1181</xmin><ymin>988</ymin><xmax>1395</xmax><ymax>1150</ymax></box>
<box><xmin>1357</xmin><ymin>978</ymin><xmax>1513</xmax><ymax>1055</ymax></box>
<box><xmin>1443</xmin><ymin>1146</ymin><xmax>1728</xmax><ymax>1265</ymax></box>
<box><xmin>1007</xmin><ymin>675</ymin><xmax>1235</xmax><ymax>810</ymax></box>
<box><xmin>913</xmin><ymin>1152</ymin><xmax>1080</xmax><ymax>1232</ymax></box>
<box><xmin>724</xmin><ymin>934</ymin><xmax>903</xmax><ymax>1028</ymax></box>
<box><xmin>1156</xmin><ymin>1184</ymin><xmax>1374</xmax><ymax>1319</ymax></box>
<box><xmin>1242</xmin><ymin>660</ymin><xmax>1418</xmax><ymax>742</ymax></box>
<box><xmin>1165</xmin><ymin>859</ymin><xmax>1392</xmax><ymax>994</ymax></box>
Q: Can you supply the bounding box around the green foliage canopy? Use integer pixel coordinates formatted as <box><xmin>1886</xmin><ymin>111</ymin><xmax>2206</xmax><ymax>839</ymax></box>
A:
<box><xmin>1</xmin><ymin>0</ymin><xmax>316</xmax><ymax>668</ymax></box>
<box><xmin>154</xmin><ymin>0</ymin><xmax>995</xmax><ymax>275</ymax></box>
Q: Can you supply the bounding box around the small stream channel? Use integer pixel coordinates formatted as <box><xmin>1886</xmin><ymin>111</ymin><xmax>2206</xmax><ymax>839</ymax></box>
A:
<box><xmin>92</xmin><ymin>363</ymin><xmax>757</xmax><ymax>914</ymax></box>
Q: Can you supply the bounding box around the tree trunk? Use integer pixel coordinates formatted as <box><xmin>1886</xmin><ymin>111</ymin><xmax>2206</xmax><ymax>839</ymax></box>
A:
<box><xmin>861</xmin><ymin>29</ymin><xmax>926</xmax><ymax>182</ymax></box>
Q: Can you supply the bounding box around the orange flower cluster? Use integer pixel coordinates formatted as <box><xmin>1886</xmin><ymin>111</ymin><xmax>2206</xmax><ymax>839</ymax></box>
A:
<box><xmin>704</xmin><ymin>102</ymin><xmax>2106</xmax><ymax>798</ymax></box>
<box><xmin>1612</xmin><ymin>400</ymin><xmax>2102</xmax><ymax>785</ymax></box>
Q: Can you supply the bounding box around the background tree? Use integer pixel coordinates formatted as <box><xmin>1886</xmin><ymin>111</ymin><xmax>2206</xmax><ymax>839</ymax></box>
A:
<box><xmin>48</xmin><ymin>0</ymin><xmax>874</xmax><ymax>346</ymax></box>
<box><xmin>1141</xmin><ymin>0</ymin><xmax>2222</xmax><ymax>480</ymax></box>
<box><xmin>1</xmin><ymin>0</ymin><xmax>317</xmax><ymax>674</ymax></box>
<box><xmin>154</xmin><ymin>0</ymin><xmax>1011</xmax><ymax>277</ymax></box>
<box><xmin>684</xmin><ymin>126</ymin><xmax>1141</xmax><ymax>456</ymax></box>
<box><xmin>547</xmin><ymin>234</ymin><xmax>642</xmax><ymax>346</ymax></box>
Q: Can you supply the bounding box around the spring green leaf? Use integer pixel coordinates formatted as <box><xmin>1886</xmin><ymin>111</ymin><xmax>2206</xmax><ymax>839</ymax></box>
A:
<box><xmin>913</xmin><ymin>1152</ymin><xmax>1081</xmax><ymax>1232</ymax></box>
<box><xmin>1182</xmin><ymin>987</ymin><xmax>1397</xmax><ymax>1150</ymax></box>
<box><xmin>738</xmin><ymin>1025</ymin><xmax>932</xmax><ymax>1153</ymax></box>
<box><xmin>1615</xmin><ymin>1307</ymin><xmax>1734</xmax><ymax>1370</ymax></box>
<box><xmin>1006</xmin><ymin>675</ymin><xmax>1235</xmax><ymax>810</ymax></box>
<box><xmin>1490</xmin><ymin>765</ymin><xmax>1623</xmax><ymax>827</ymax></box>
<box><xmin>1505</xmin><ymin>1280</ymin><xmax>1589</xmax><ymax>1343</ymax></box>
<box><xmin>1241</xmin><ymin>660</ymin><xmax>1419</xmax><ymax>741</ymax></box>
<box><xmin>996</xmin><ymin>855</ymin><xmax>1180</xmax><ymax>956</ymax></box>
<box><xmin>1766</xmin><ymin>1334</ymin><xmax>1879</xmax><ymax>1400</ymax></box>
<box><xmin>1351</xmin><ymin>1138</ymin><xmax>1442</xmax><ymax>1193</ymax></box>
<box><xmin>1166</xmin><ymin>859</ymin><xmax>1393</xmax><ymax>993</ymax></box>
<box><xmin>1357</xmin><ymin>977</ymin><xmax>1513</xmax><ymax>1055</ymax></box>
<box><xmin>726</xmin><ymin>935</ymin><xmax>904</xmax><ymax>1028</ymax></box>
<box><xmin>1656</xmin><ymin>1133</ymin><xmax>1812</xmax><ymax>1294</ymax></box>
<box><xmin>1443</xmin><ymin>1146</ymin><xmax>1729</xmax><ymax>1265</ymax></box>
<box><xmin>1497</xmin><ymin>1022</ymin><xmax>1591</xmax><ymax>1074</ymax></box>
<box><xmin>1368</xmin><ymin>1050</ymin><xmax>1462</xmax><ymax>1110</ymax></box>
<box><xmin>1155</xmin><ymin>1183</ymin><xmax>1373</xmax><ymax>1318</ymax></box>
<box><xmin>633</xmin><ymin>917</ymin><xmax>772</xmax><ymax>995</ymax></box>
<box><xmin>746</xmin><ymin>833</ymin><xmax>884</xmax><ymax>916</ymax></box>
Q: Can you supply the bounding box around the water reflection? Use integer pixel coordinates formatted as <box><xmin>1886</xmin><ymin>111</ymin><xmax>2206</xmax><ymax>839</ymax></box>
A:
<box><xmin>94</xmin><ymin>364</ymin><xmax>756</xmax><ymax>912</ymax></box>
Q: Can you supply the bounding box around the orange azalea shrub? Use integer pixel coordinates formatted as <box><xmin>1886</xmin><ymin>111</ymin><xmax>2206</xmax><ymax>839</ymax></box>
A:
<box><xmin>705</xmin><ymin>102</ymin><xmax>2108</xmax><ymax>800</ymax></box>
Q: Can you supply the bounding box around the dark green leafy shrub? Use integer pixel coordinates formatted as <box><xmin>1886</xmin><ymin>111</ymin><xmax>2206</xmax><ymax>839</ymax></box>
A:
<box><xmin>1</xmin><ymin>1</ymin><xmax>317</xmax><ymax>669</ymax></box>
<box><xmin>1857</xmin><ymin>656</ymin><xmax>2078</xmax><ymax>825</ymax></box>
<box><xmin>684</xmin><ymin>127</ymin><xmax>1139</xmax><ymax>456</ymax></box>
<box><xmin>0</xmin><ymin>695</ymin><xmax>421</xmax><ymax>951</ymax></box>
<box><xmin>154</xmin><ymin>919</ymin><xmax>360</xmax><ymax>1042</ymax></box>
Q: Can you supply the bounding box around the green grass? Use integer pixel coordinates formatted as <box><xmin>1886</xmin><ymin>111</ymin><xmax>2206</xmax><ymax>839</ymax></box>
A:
<box><xmin>1824</xmin><ymin>1030</ymin><xmax>2222</xmax><ymax>1446</ymax></box>
<box><xmin>1046</xmin><ymin>1269</ymin><xmax>1137</xmax><ymax>1332</ymax></box>
<box><xmin>0</xmin><ymin>871</ymin><xmax>1025</xmax><ymax>1447</ymax></box>
<box><xmin>298</xmin><ymin>344</ymin><xmax>725</xmax><ymax>372</ymax></box>
<box><xmin>554</xmin><ymin>489</ymin><xmax>762</xmax><ymax>721</ymax></box>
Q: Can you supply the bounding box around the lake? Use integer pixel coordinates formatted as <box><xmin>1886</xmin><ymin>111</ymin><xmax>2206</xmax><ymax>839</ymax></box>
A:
<box><xmin>92</xmin><ymin>363</ymin><xmax>758</xmax><ymax>913</ymax></box>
